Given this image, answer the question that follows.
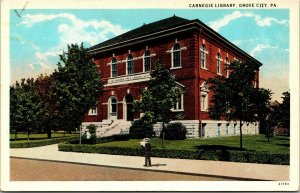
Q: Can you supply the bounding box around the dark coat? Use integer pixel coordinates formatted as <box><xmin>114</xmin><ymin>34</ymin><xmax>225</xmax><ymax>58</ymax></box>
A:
<box><xmin>145</xmin><ymin>143</ymin><xmax>151</xmax><ymax>155</ymax></box>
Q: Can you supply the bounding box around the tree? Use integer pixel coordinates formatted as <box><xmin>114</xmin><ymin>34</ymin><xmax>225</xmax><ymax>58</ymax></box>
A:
<box><xmin>208</xmin><ymin>60</ymin><xmax>270</xmax><ymax>149</ymax></box>
<box><xmin>133</xmin><ymin>61</ymin><xmax>183</xmax><ymax>147</ymax></box>
<box><xmin>10</xmin><ymin>78</ymin><xmax>42</xmax><ymax>140</ymax></box>
<box><xmin>52</xmin><ymin>43</ymin><xmax>103</xmax><ymax>133</ymax></box>
<box><xmin>278</xmin><ymin>91</ymin><xmax>290</xmax><ymax>136</ymax></box>
<box><xmin>35</xmin><ymin>74</ymin><xmax>59</xmax><ymax>138</ymax></box>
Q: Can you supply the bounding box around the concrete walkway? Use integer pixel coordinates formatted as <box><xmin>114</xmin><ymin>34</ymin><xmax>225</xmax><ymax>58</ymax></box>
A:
<box><xmin>10</xmin><ymin>144</ymin><xmax>289</xmax><ymax>181</ymax></box>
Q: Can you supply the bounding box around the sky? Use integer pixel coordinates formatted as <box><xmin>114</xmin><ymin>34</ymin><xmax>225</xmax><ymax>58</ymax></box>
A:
<box><xmin>10</xmin><ymin>9</ymin><xmax>289</xmax><ymax>102</ymax></box>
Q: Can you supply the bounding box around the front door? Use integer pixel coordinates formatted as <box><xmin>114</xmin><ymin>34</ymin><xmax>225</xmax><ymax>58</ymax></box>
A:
<box><xmin>125</xmin><ymin>95</ymin><xmax>134</xmax><ymax>121</ymax></box>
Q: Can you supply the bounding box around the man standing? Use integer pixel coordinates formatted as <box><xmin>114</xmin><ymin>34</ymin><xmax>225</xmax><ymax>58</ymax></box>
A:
<box><xmin>144</xmin><ymin>138</ymin><xmax>152</xmax><ymax>167</ymax></box>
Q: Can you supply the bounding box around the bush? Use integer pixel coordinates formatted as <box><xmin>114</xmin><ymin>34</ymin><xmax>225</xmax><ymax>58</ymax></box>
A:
<box><xmin>58</xmin><ymin>143</ymin><xmax>289</xmax><ymax>165</ymax></box>
<box><xmin>129</xmin><ymin>119</ymin><xmax>155</xmax><ymax>139</ymax></box>
<box><xmin>86</xmin><ymin>124</ymin><xmax>97</xmax><ymax>134</ymax></box>
<box><xmin>68</xmin><ymin>134</ymin><xmax>130</xmax><ymax>144</ymax></box>
<box><xmin>10</xmin><ymin>136</ymin><xmax>78</xmax><ymax>148</ymax></box>
<box><xmin>163</xmin><ymin>122</ymin><xmax>187</xmax><ymax>140</ymax></box>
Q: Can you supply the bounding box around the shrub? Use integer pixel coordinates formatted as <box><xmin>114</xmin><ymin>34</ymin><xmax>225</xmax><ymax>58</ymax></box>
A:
<box><xmin>68</xmin><ymin>134</ymin><xmax>130</xmax><ymax>144</ymax></box>
<box><xmin>10</xmin><ymin>136</ymin><xmax>78</xmax><ymax>148</ymax></box>
<box><xmin>163</xmin><ymin>122</ymin><xmax>187</xmax><ymax>140</ymax></box>
<box><xmin>58</xmin><ymin>143</ymin><xmax>289</xmax><ymax>165</ymax></box>
<box><xmin>129</xmin><ymin>119</ymin><xmax>155</xmax><ymax>139</ymax></box>
<box><xmin>86</xmin><ymin>124</ymin><xmax>97</xmax><ymax>134</ymax></box>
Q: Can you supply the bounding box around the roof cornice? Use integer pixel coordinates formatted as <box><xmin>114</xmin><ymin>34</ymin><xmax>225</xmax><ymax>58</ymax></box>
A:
<box><xmin>88</xmin><ymin>19</ymin><xmax>261</xmax><ymax>65</ymax></box>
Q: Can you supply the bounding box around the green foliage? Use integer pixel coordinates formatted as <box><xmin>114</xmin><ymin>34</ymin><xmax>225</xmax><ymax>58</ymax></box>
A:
<box><xmin>207</xmin><ymin>60</ymin><xmax>271</xmax><ymax>149</ymax></box>
<box><xmin>163</xmin><ymin>122</ymin><xmax>187</xmax><ymax>140</ymax></box>
<box><xmin>86</xmin><ymin>124</ymin><xmax>97</xmax><ymax>134</ymax></box>
<box><xmin>68</xmin><ymin>134</ymin><xmax>130</xmax><ymax>144</ymax></box>
<box><xmin>10</xmin><ymin>78</ymin><xmax>43</xmax><ymax>140</ymax></box>
<box><xmin>10</xmin><ymin>136</ymin><xmax>77</xmax><ymax>148</ymax></box>
<box><xmin>133</xmin><ymin>61</ymin><xmax>183</xmax><ymax>125</ymax></box>
<box><xmin>53</xmin><ymin>43</ymin><xmax>103</xmax><ymax>132</ymax></box>
<box><xmin>129</xmin><ymin>119</ymin><xmax>155</xmax><ymax>139</ymax></box>
<box><xmin>276</xmin><ymin>91</ymin><xmax>290</xmax><ymax>135</ymax></box>
<box><xmin>34</xmin><ymin>74</ymin><xmax>59</xmax><ymax>138</ymax></box>
<box><xmin>58</xmin><ymin>143</ymin><xmax>289</xmax><ymax>165</ymax></box>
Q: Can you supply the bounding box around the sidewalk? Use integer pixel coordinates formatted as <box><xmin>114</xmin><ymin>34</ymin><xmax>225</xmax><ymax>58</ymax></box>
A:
<box><xmin>10</xmin><ymin>144</ymin><xmax>289</xmax><ymax>181</ymax></box>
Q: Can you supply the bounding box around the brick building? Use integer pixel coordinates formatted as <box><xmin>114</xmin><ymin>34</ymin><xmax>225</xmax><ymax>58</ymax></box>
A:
<box><xmin>82</xmin><ymin>15</ymin><xmax>260</xmax><ymax>138</ymax></box>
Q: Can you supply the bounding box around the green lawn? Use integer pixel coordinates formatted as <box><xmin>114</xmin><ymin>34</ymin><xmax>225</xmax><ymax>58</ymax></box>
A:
<box><xmin>95</xmin><ymin>135</ymin><xmax>289</xmax><ymax>154</ymax></box>
<box><xmin>10</xmin><ymin>132</ymin><xmax>78</xmax><ymax>141</ymax></box>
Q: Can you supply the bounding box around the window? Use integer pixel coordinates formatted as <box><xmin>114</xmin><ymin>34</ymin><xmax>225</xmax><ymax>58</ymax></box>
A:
<box><xmin>88</xmin><ymin>107</ymin><xmax>97</xmax><ymax>115</ymax></box>
<box><xmin>126</xmin><ymin>54</ymin><xmax>133</xmax><ymax>75</ymax></box>
<box><xmin>172</xmin><ymin>87</ymin><xmax>184</xmax><ymax>111</ymax></box>
<box><xmin>217</xmin><ymin>125</ymin><xmax>221</xmax><ymax>136</ymax></box>
<box><xmin>200</xmin><ymin>83</ymin><xmax>209</xmax><ymax>111</ymax></box>
<box><xmin>200</xmin><ymin>44</ymin><xmax>207</xmax><ymax>69</ymax></box>
<box><xmin>225</xmin><ymin>57</ymin><xmax>230</xmax><ymax>78</ymax></box>
<box><xmin>173</xmin><ymin>94</ymin><xmax>183</xmax><ymax>111</ymax></box>
<box><xmin>201</xmin><ymin>123</ymin><xmax>206</xmax><ymax>138</ymax></box>
<box><xmin>201</xmin><ymin>93</ymin><xmax>208</xmax><ymax>111</ymax></box>
<box><xmin>172</xmin><ymin>43</ymin><xmax>181</xmax><ymax>68</ymax></box>
<box><xmin>144</xmin><ymin>50</ymin><xmax>151</xmax><ymax>72</ymax></box>
<box><xmin>109</xmin><ymin>97</ymin><xmax>117</xmax><ymax>117</ymax></box>
<box><xmin>217</xmin><ymin>53</ymin><xmax>222</xmax><ymax>75</ymax></box>
<box><xmin>111</xmin><ymin>58</ymin><xmax>117</xmax><ymax>77</ymax></box>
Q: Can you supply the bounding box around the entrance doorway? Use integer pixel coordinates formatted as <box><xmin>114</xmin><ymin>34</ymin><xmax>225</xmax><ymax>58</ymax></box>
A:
<box><xmin>125</xmin><ymin>94</ymin><xmax>134</xmax><ymax>121</ymax></box>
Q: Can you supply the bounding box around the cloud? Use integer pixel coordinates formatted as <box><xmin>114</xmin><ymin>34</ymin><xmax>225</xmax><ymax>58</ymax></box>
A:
<box><xmin>209</xmin><ymin>11</ymin><xmax>289</xmax><ymax>32</ymax></box>
<box><xmin>35</xmin><ymin>51</ymin><xmax>60</xmax><ymax>61</ymax></box>
<box><xmin>19</xmin><ymin>13</ymin><xmax>127</xmax><ymax>46</ymax></box>
<box><xmin>250</xmin><ymin>44</ymin><xmax>278</xmax><ymax>56</ymax></box>
<box><xmin>13</xmin><ymin>13</ymin><xmax>128</xmax><ymax>84</ymax></box>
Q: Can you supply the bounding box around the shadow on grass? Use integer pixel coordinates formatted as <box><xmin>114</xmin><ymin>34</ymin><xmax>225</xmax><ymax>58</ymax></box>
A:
<box><xmin>276</xmin><ymin>143</ymin><xmax>290</xmax><ymax>148</ymax></box>
<box><xmin>10</xmin><ymin>137</ymin><xmax>65</xmax><ymax>141</ymax></box>
<box><xmin>194</xmin><ymin>145</ymin><xmax>246</xmax><ymax>151</ymax></box>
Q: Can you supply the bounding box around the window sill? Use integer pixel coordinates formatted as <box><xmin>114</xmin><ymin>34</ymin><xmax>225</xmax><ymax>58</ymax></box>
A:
<box><xmin>217</xmin><ymin>73</ymin><xmax>223</xmax><ymax>76</ymax></box>
<box><xmin>88</xmin><ymin>114</ymin><xmax>98</xmax><ymax>116</ymax></box>
<box><xmin>170</xmin><ymin>66</ymin><xmax>182</xmax><ymax>70</ymax></box>
<box><xmin>201</xmin><ymin>67</ymin><xmax>208</xmax><ymax>70</ymax></box>
<box><xmin>171</xmin><ymin>109</ymin><xmax>184</xmax><ymax>112</ymax></box>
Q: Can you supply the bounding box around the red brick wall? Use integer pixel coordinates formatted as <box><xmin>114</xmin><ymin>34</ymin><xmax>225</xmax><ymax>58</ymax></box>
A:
<box><xmin>83</xmin><ymin>28</ymin><xmax>259</xmax><ymax>123</ymax></box>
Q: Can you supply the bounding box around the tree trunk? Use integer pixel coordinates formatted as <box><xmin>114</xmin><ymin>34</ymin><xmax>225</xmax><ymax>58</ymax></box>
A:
<box><xmin>27</xmin><ymin>129</ymin><xmax>30</xmax><ymax>141</ymax></box>
<box><xmin>161</xmin><ymin>122</ymin><xmax>165</xmax><ymax>148</ymax></box>
<box><xmin>47</xmin><ymin>129</ymin><xmax>52</xmax><ymax>139</ymax></box>
<box><xmin>79</xmin><ymin>126</ymin><xmax>82</xmax><ymax>145</ymax></box>
<box><xmin>14</xmin><ymin>129</ymin><xmax>17</xmax><ymax>141</ymax></box>
<box><xmin>239</xmin><ymin>120</ymin><xmax>243</xmax><ymax>150</ymax></box>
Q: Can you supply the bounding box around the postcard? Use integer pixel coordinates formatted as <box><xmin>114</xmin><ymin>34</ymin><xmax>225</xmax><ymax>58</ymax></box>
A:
<box><xmin>1</xmin><ymin>0</ymin><xmax>299</xmax><ymax>191</ymax></box>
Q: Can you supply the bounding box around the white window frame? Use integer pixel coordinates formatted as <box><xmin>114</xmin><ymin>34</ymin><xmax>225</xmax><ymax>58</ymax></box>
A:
<box><xmin>172</xmin><ymin>93</ymin><xmax>184</xmax><ymax>112</ymax></box>
<box><xmin>200</xmin><ymin>44</ymin><xmax>207</xmax><ymax>69</ymax></box>
<box><xmin>200</xmin><ymin>82</ymin><xmax>209</xmax><ymax>112</ymax></box>
<box><xmin>143</xmin><ymin>50</ymin><xmax>151</xmax><ymax>72</ymax></box>
<box><xmin>217</xmin><ymin>53</ymin><xmax>222</xmax><ymax>75</ymax></box>
<box><xmin>108</xmin><ymin>96</ymin><xmax>118</xmax><ymax>118</ymax></box>
<box><xmin>111</xmin><ymin>58</ymin><xmax>117</xmax><ymax>78</ymax></box>
<box><xmin>88</xmin><ymin>107</ymin><xmax>98</xmax><ymax>115</ymax></box>
<box><xmin>171</xmin><ymin>43</ymin><xmax>181</xmax><ymax>69</ymax></box>
<box><xmin>126</xmin><ymin>54</ymin><xmax>133</xmax><ymax>75</ymax></box>
<box><xmin>225</xmin><ymin>57</ymin><xmax>230</xmax><ymax>78</ymax></box>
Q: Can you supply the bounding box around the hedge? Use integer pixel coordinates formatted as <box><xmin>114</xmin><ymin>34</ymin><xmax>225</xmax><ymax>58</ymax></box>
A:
<box><xmin>10</xmin><ymin>136</ymin><xmax>78</xmax><ymax>148</ymax></box>
<box><xmin>58</xmin><ymin>144</ymin><xmax>289</xmax><ymax>165</ymax></box>
<box><xmin>68</xmin><ymin>134</ymin><xmax>130</xmax><ymax>144</ymax></box>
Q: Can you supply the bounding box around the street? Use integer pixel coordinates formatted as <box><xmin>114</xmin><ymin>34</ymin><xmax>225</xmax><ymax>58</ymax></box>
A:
<box><xmin>10</xmin><ymin>158</ymin><xmax>230</xmax><ymax>181</ymax></box>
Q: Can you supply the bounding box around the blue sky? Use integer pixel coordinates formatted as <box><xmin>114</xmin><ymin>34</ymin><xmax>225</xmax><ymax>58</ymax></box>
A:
<box><xmin>10</xmin><ymin>9</ymin><xmax>289</xmax><ymax>101</ymax></box>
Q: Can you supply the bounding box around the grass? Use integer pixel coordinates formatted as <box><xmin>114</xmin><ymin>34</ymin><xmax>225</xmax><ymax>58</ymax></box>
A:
<box><xmin>95</xmin><ymin>135</ymin><xmax>289</xmax><ymax>154</ymax></box>
<box><xmin>10</xmin><ymin>132</ymin><xmax>78</xmax><ymax>141</ymax></box>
